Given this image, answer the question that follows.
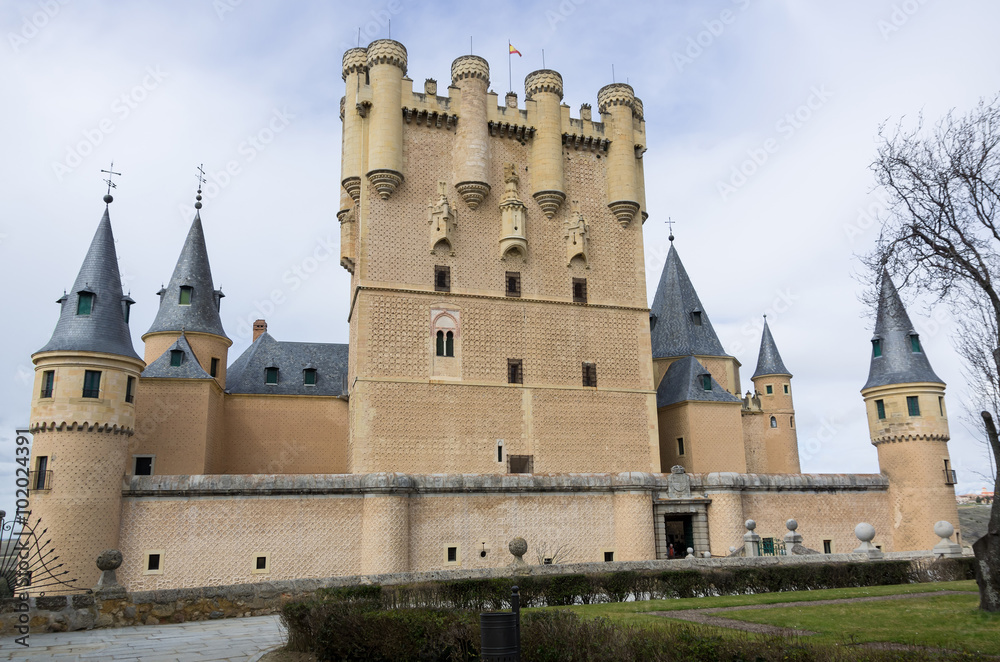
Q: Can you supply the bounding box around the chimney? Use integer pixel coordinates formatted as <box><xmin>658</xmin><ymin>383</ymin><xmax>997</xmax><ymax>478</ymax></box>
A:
<box><xmin>253</xmin><ymin>319</ymin><xmax>267</xmax><ymax>342</ymax></box>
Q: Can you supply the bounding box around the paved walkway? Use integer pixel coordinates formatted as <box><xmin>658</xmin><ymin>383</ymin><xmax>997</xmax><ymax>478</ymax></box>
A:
<box><xmin>0</xmin><ymin>614</ymin><xmax>285</xmax><ymax>662</ymax></box>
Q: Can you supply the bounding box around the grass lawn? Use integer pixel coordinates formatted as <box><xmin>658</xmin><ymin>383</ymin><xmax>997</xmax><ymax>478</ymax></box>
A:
<box><xmin>532</xmin><ymin>580</ymin><xmax>999</xmax><ymax>652</ymax></box>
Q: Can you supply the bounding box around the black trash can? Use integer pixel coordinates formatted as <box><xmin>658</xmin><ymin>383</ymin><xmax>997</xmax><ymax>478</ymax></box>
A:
<box><xmin>480</xmin><ymin>611</ymin><xmax>519</xmax><ymax>662</ymax></box>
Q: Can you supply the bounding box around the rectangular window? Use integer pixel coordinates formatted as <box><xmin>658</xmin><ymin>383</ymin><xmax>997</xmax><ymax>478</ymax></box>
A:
<box><xmin>265</xmin><ymin>367</ymin><xmax>279</xmax><ymax>385</ymax></box>
<box><xmin>125</xmin><ymin>376</ymin><xmax>135</xmax><ymax>403</ymax></box>
<box><xmin>604</xmin><ymin>551</ymin><xmax>615</xmax><ymax>563</ymax></box>
<box><xmin>910</xmin><ymin>335</ymin><xmax>921</xmax><ymax>352</ymax></box>
<box><xmin>572</xmin><ymin>278</ymin><xmax>588</xmax><ymax>303</ymax></box>
<box><xmin>507</xmin><ymin>359</ymin><xmax>523</xmax><ymax>384</ymax></box>
<box><xmin>691</xmin><ymin>311</ymin><xmax>703</xmax><ymax>326</ymax></box>
<box><xmin>252</xmin><ymin>554</ymin><xmax>270</xmax><ymax>574</ymax></box>
<box><xmin>133</xmin><ymin>456</ymin><xmax>154</xmax><ymax>476</ymax></box>
<box><xmin>179</xmin><ymin>286</ymin><xmax>193</xmax><ymax>305</ymax></box>
<box><xmin>702</xmin><ymin>375</ymin><xmax>712</xmax><ymax>391</ymax></box>
<box><xmin>677</xmin><ymin>438</ymin><xmax>685</xmax><ymax>456</ymax></box>
<box><xmin>508</xmin><ymin>454</ymin><xmax>533</xmax><ymax>474</ymax></box>
<box><xmin>34</xmin><ymin>456</ymin><xmax>48</xmax><ymax>490</ymax></box>
<box><xmin>303</xmin><ymin>369</ymin><xmax>317</xmax><ymax>386</ymax></box>
<box><xmin>939</xmin><ymin>397</ymin><xmax>945</xmax><ymax>417</ymax></box>
<box><xmin>76</xmin><ymin>292</ymin><xmax>94</xmax><ymax>315</ymax></box>
<box><xmin>144</xmin><ymin>551</ymin><xmax>163</xmax><ymax>574</ymax></box>
<box><xmin>765</xmin><ymin>385</ymin><xmax>773</xmax><ymax>395</ymax></box>
<box><xmin>783</xmin><ymin>384</ymin><xmax>789</xmax><ymax>394</ymax></box>
<box><xmin>210</xmin><ymin>358</ymin><xmax>219</xmax><ymax>378</ymax></box>
<box><xmin>907</xmin><ymin>395</ymin><xmax>920</xmax><ymax>416</ymax></box>
<box><xmin>497</xmin><ymin>441</ymin><xmax>504</xmax><ymax>463</ymax></box>
<box><xmin>434</xmin><ymin>265</ymin><xmax>451</xmax><ymax>292</ymax></box>
<box><xmin>170</xmin><ymin>350</ymin><xmax>184</xmax><ymax>367</ymax></box>
<box><xmin>823</xmin><ymin>540</ymin><xmax>832</xmax><ymax>554</ymax></box>
<box><xmin>872</xmin><ymin>339</ymin><xmax>882</xmax><ymax>358</ymax></box>
<box><xmin>82</xmin><ymin>370</ymin><xmax>101</xmax><ymax>398</ymax></box>
<box><xmin>582</xmin><ymin>362</ymin><xmax>597</xmax><ymax>387</ymax></box>
<box><xmin>256</xmin><ymin>556</ymin><xmax>267</xmax><ymax>570</ymax></box>
<box><xmin>876</xmin><ymin>399</ymin><xmax>886</xmax><ymax>420</ymax></box>
<box><xmin>505</xmin><ymin>271</ymin><xmax>521</xmax><ymax>297</ymax></box>
<box><xmin>445</xmin><ymin>545</ymin><xmax>459</xmax><ymax>564</ymax></box>
<box><xmin>40</xmin><ymin>370</ymin><xmax>54</xmax><ymax>398</ymax></box>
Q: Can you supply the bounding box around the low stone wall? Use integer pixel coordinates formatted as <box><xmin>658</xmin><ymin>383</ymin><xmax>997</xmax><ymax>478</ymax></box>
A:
<box><xmin>0</xmin><ymin>550</ymin><xmax>973</xmax><ymax>636</ymax></box>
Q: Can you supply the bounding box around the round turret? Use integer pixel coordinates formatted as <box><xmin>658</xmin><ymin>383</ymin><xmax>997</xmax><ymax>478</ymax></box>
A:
<box><xmin>365</xmin><ymin>40</ymin><xmax>407</xmax><ymax>200</ymax></box>
<box><xmin>341</xmin><ymin>47</ymin><xmax>368</xmax><ymax>80</ymax></box>
<box><xmin>524</xmin><ymin>70</ymin><xmax>566</xmax><ymax>218</ymax></box>
<box><xmin>597</xmin><ymin>83</ymin><xmax>639</xmax><ymax>227</ymax></box>
<box><xmin>451</xmin><ymin>55</ymin><xmax>491</xmax><ymax>210</ymax></box>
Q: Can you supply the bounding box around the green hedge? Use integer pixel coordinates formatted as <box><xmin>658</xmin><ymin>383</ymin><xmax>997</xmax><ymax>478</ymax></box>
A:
<box><xmin>282</xmin><ymin>602</ymin><xmax>977</xmax><ymax>662</ymax></box>
<box><xmin>305</xmin><ymin>558</ymin><xmax>975</xmax><ymax>611</ymax></box>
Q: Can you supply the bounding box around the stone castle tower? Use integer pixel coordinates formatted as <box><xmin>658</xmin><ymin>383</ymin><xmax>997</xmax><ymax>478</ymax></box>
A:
<box><xmin>861</xmin><ymin>271</ymin><xmax>961</xmax><ymax>549</ymax></box>
<box><xmin>750</xmin><ymin>319</ymin><xmax>800</xmax><ymax>473</ymax></box>
<box><xmin>339</xmin><ymin>40</ymin><xmax>660</xmax><ymax>475</ymax></box>
<box><xmin>28</xmin><ymin>197</ymin><xmax>146</xmax><ymax>589</ymax></box>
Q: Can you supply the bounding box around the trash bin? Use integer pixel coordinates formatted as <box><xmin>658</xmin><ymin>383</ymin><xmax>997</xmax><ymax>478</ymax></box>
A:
<box><xmin>480</xmin><ymin>611</ymin><xmax>518</xmax><ymax>662</ymax></box>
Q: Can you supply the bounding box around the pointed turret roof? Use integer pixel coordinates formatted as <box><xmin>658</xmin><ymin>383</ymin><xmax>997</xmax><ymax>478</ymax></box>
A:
<box><xmin>649</xmin><ymin>244</ymin><xmax>728</xmax><ymax>359</ymax></box>
<box><xmin>146</xmin><ymin>212</ymin><xmax>228</xmax><ymax>338</ymax></box>
<box><xmin>36</xmin><ymin>205</ymin><xmax>140</xmax><ymax>360</ymax></box>
<box><xmin>656</xmin><ymin>356</ymin><xmax>741</xmax><ymax>408</ymax></box>
<box><xmin>863</xmin><ymin>271</ymin><xmax>944</xmax><ymax>390</ymax></box>
<box><xmin>752</xmin><ymin>319</ymin><xmax>791</xmax><ymax>379</ymax></box>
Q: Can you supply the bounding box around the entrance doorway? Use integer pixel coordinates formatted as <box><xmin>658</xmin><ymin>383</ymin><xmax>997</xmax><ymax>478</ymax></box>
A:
<box><xmin>664</xmin><ymin>515</ymin><xmax>694</xmax><ymax>557</ymax></box>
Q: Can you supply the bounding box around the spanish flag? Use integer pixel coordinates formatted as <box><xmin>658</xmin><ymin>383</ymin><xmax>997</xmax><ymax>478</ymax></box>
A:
<box><xmin>509</xmin><ymin>43</ymin><xmax>522</xmax><ymax>57</ymax></box>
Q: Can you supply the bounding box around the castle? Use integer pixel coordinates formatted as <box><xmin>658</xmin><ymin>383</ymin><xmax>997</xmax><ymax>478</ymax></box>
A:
<box><xmin>26</xmin><ymin>40</ymin><xmax>961</xmax><ymax>592</ymax></box>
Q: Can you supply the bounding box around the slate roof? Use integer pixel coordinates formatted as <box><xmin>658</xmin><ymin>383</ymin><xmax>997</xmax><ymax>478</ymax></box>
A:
<box><xmin>142</xmin><ymin>334</ymin><xmax>213</xmax><ymax>379</ymax></box>
<box><xmin>863</xmin><ymin>271</ymin><xmax>944</xmax><ymax>390</ymax></box>
<box><xmin>36</xmin><ymin>206</ymin><xmax>141</xmax><ymax>360</ymax></box>
<box><xmin>227</xmin><ymin>332</ymin><xmax>349</xmax><ymax>396</ymax></box>
<box><xmin>656</xmin><ymin>356</ymin><xmax>742</xmax><ymax>408</ymax></box>
<box><xmin>649</xmin><ymin>244</ymin><xmax>728</xmax><ymax>359</ymax></box>
<box><xmin>146</xmin><ymin>213</ymin><xmax>228</xmax><ymax>338</ymax></box>
<box><xmin>752</xmin><ymin>319</ymin><xmax>791</xmax><ymax>379</ymax></box>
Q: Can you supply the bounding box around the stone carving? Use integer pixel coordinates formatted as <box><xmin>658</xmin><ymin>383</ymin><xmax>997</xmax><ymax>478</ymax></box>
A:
<box><xmin>564</xmin><ymin>201</ymin><xmax>590</xmax><ymax>267</ymax></box>
<box><xmin>853</xmin><ymin>522</ymin><xmax>883</xmax><ymax>559</ymax></box>
<box><xmin>932</xmin><ymin>521</ymin><xmax>963</xmax><ymax>558</ymax></box>
<box><xmin>508</xmin><ymin>537</ymin><xmax>528</xmax><ymax>571</ymax></box>
<box><xmin>743</xmin><ymin>519</ymin><xmax>761</xmax><ymax>557</ymax></box>
<box><xmin>428</xmin><ymin>181</ymin><xmax>457</xmax><ymax>255</ymax></box>
<box><xmin>95</xmin><ymin>548</ymin><xmax>126</xmax><ymax>599</ymax></box>
<box><xmin>666</xmin><ymin>465</ymin><xmax>691</xmax><ymax>499</ymax></box>
<box><xmin>455</xmin><ymin>182</ymin><xmax>490</xmax><ymax>210</ymax></box>
<box><xmin>499</xmin><ymin>164</ymin><xmax>527</xmax><ymax>259</ymax></box>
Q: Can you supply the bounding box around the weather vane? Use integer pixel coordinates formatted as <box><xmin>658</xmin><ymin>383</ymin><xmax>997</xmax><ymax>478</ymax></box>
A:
<box><xmin>666</xmin><ymin>216</ymin><xmax>675</xmax><ymax>242</ymax></box>
<box><xmin>101</xmin><ymin>161</ymin><xmax>121</xmax><ymax>203</ymax></box>
<box><xmin>195</xmin><ymin>163</ymin><xmax>206</xmax><ymax>210</ymax></box>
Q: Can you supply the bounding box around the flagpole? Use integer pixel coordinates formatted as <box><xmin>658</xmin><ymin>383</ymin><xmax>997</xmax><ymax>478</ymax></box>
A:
<box><xmin>508</xmin><ymin>40</ymin><xmax>512</xmax><ymax>94</ymax></box>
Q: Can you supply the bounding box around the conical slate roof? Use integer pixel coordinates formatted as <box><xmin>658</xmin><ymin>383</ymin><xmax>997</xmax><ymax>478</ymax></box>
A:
<box><xmin>752</xmin><ymin>319</ymin><xmax>791</xmax><ymax>379</ymax></box>
<box><xmin>36</xmin><ymin>206</ymin><xmax>140</xmax><ymax>360</ymax></box>
<box><xmin>146</xmin><ymin>212</ymin><xmax>228</xmax><ymax>338</ymax></box>
<box><xmin>656</xmin><ymin>356</ymin><xmax>741</xmax><ymax>408</ymax></box>
<box><xmin>142</xmin><ymin>334</ymin><xmax>213</xmax><ymax>379</ymax></box>
<box><xmin>649</xmin><ymin>244</ymin><xmax>728</xmax><ymax>359</ymax></box>
<box><xmin>862</xmin><ymin>271</ymin><xmax>943</xmax><ymax>390</ymax></box>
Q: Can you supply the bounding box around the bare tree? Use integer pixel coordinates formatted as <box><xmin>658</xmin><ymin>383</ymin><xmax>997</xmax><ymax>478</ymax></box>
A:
<box><xmin>862</xmin><ymin>93</ymin><xmax>1000</xmax><ymax>612</ymax></box>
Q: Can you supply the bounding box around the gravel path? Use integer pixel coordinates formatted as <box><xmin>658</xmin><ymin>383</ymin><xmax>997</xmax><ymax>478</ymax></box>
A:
<box><xmin>647</xmin><ymin>590</ymin><xmax>977</xmax><ymax>637</ymax></box>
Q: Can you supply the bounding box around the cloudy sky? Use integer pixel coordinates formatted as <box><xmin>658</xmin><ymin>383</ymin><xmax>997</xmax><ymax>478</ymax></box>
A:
<box><xmin>2</xmin><ymin>0</ymin><xmax>999</xmax><ymax>516</ymax></box>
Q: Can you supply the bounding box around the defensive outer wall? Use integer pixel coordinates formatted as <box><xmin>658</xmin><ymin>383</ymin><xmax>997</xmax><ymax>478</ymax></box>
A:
<box><xmin>111</xmin><ymin>472</ymin><xmax>892</xmax><ymax>592</ymax></box>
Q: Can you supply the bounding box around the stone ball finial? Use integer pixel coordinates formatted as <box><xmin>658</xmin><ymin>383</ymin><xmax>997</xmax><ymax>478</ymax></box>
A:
<box><xmin>509</xmin><ymin>537</ymin><xmax>527</xmax><ymax>558</ymax></box>
<box><xmin>786</xmin><ymin>519</ymin><xmax>798</xmax><ymax>532</ymax></box>
<box><xmin>96</xmin><ymin>549</ymin><xmax>123</xmax><ymax>572</ymax></box>
<box><xmin>745</xmin><ymin>519</ymin><xmax>756</xmax><ymax>531</ymax></box>
<box><xmin>934</xmin><ymin>521</ymin><xmax>955</xmax><ymax>539</ymax></box>
<box><xmin>855</xmin><ymin>523</ymin><xmax>876</xmax><ymax>543</ymax></box>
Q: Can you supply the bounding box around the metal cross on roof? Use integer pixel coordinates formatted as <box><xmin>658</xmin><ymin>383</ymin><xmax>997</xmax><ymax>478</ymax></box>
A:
<box><xmin>666</xmin><ymin>216</ymin><xmax>675</xmax><ymax>242</ymax></box>
<box><xmin>196</xmin><ymin>163</ymin><xmax>206</xmax><ymax>190</ymax></box>
<box><xmin>101</xmin><ymin>162</ymin><xmax>121</xmax><ymax>195</ymax></box>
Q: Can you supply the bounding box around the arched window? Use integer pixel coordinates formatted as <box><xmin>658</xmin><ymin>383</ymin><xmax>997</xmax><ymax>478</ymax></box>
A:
<box><xmin>446</xmin><ymin>331</ymin><xmax>454</xmax><ymax>357</ymax></box>
<box><xmin>436</xmin><ymin>330</ymin><xmax>445</xmax><ymax>357</ymax></box>
<box><xmin>770</xmin><ymin>416</ymin><xmax>777</xmax><ymax>428</ymax></box>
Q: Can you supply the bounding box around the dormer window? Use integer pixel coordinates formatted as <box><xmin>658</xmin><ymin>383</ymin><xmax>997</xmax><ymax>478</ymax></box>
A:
<box><xmin>77</xmin><ymin>291</ymin><xmax>94</xmax><ymax>315</ymax></box>
<box><xmin>303</xmin><ymin>368</ymin><xmax>317</xmax><ymax>386</ymax></box>
<box><xmin>872</xmin><ymin>338</ymin><xmax>882</xmax><ymax>358</ymax></box>
<box><xmin>701</xmin><ymin>374</ymin><xmax>712</xmax><ymax>391</ymax></box>
<box><xmin>122</xmin><ymin>300</ymin><xmax>132</xmax><ymax>323</ymax></box>
<box><xmin>691</xmin><ymin>310</ymin><xmax>703</xmax><ymax>326</ymax></box>
<box><xmin>179</xmin><ymin>286</ymin><xmax>193</xmax><ymax>305</ymax></box>
<box><xmin>909</xmin><ymin>334</ymin><xmax>921</xmax><ymax>353</ymax></box>
<box><xmin>265</xmin><ymin>367</ymin><xmax>279</xmax><ymax>385</ymax></box>
<box><xmin>649</xmin><ymin>314</ymin><xmax>657</xmax><ymax>331</ymax></box>
<box><xmin>170</xmin><ymin>350</ymin><xmax>184</xmax><ymax>367</ymax></box>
